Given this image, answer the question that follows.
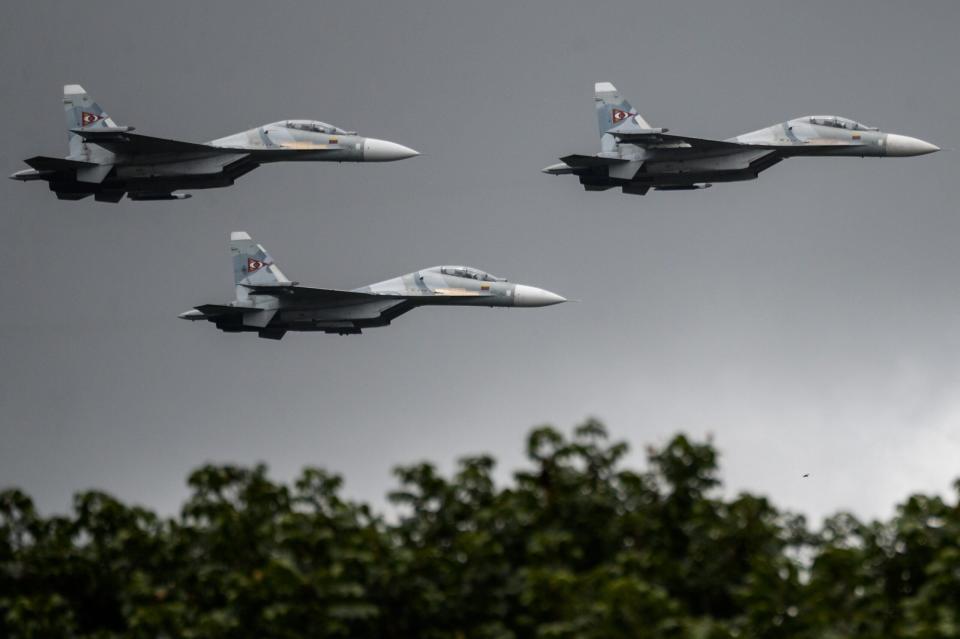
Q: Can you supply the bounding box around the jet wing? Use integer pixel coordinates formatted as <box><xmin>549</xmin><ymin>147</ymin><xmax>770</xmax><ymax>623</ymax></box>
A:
<box><xmin>246</xmin><ymin>284</ymin><xmax>494</xmax><ymax>301</ymax></box>
<box><xmin>605</xmin><ymin>119</ymin><xmax>746</xmax><ymax>150</ymax></box>
<box><xmin>652</xmin><ymin>134</ymin><xmax>747</xmax><ymax>149</ymax></box>
<box><xmin>610</xmin><ymin>131</ymin><xmax>746</xmax><ymax>150</ymax></box>
<box><xmin>243</xmin><ymin>284</ymin><xmax>416</xmax><ymax>328</ymax></box>
<box><xmin>242</xmin><ymin>284</ymin><xmax>404</xmax><ymax>304</ymax></box>
<box><xmin>70</xmin><ymin>129</ymin><xmax>216</xmax><ymax>155</ymax></box>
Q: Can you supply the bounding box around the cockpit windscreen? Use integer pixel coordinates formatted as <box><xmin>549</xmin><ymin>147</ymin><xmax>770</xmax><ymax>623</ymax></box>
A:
<box><xmin>440</xmin><ymin>266</ymin><xmax>504</xmax><ymax>282</ymax></box>
<box><xmin>281</xmin><ymin>120</ymin><xmax>350</xmax><ymax>135</ymax></box>
<box><xmin>807</xmin><ymin>115</ymin><xmax>877</xmax><ymax>131</ymax></box>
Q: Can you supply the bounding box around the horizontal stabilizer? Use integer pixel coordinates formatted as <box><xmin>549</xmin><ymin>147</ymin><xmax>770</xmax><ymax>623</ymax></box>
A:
<box><xmin>23</xmin><ymin>156</ymin><xmax>98</xmax><ymax>171</ymax></box>
<box><xmin>70</xmin><ymin>126</ymin><xmax>135</xmax><ymax>134</ymax></box>
<box><xmin>240</xmin><ymin>282</ymin><xmax>299</xmax><ymax>290</ymax></box>
<box><xmin>193</xmin><ymin>304</ymin><xmax>260</xmax><ymax>317</ymax></box>
<box><xmin>72</xmin><ymin>129</ymin><xmax>215</xmax><ymax>155</ymax></box>
<box><xmin>559</xmin><ymin>154</ymin><xmax>628</xmax><ymax>168</ymax></box>
<box><xmin>606</xmin><ymin>120</ymin><xmax>669</xmax><ymax>139</ymax></box>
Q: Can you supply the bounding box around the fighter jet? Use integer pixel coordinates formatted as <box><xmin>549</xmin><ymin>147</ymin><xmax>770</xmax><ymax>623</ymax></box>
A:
<box><xmin>543</xmin><ymin>82</ymin><xmax>939</xmax><ymax>195</ymax></box>
<box><xmin>10</xmin><ymin>85</ymin><xmax>420</xmax><ymax>202</ymax></box>
<box><xmin>180</xmin><ymin>232</ymin><xmax>567</xmax><ymax>339</ymax></box>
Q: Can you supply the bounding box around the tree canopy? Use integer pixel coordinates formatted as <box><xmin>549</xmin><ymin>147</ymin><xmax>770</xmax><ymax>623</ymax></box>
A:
<box><xmin>2</xmin><ymin>421</ymin><xmax>958</xmax><ymax>638</ymax></box>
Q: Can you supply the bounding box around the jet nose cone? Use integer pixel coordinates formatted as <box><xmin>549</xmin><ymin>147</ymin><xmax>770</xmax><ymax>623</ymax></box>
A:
<box><xmin>514</xmin><ymin>284</ymin><xmax>567</xmax><ymax>307</ymax></box>
<box><xmin>886</xmin><ymin>134</ymin><xmax>940</xmax><ymax>157</ymax></box>
<box><xmin>178</xmin><ymin>309</ymin><xmax>204</xmax><ymax>321</ymax></box>
<box><xmin>362</xmin><ymin>138</ymin><xmax>420</xmax><ymax>161</ymax></box>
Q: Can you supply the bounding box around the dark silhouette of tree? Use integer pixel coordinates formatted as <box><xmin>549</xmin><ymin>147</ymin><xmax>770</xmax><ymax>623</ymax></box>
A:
<box><xmin>2</xmin><ymin>422</ymin><xmax>958</xmax><ymax>638</ymax></box>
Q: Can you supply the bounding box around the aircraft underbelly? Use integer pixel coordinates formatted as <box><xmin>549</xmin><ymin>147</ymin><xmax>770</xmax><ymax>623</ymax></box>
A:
<box><xmin>107</xmin><ymin>174</ymin><xmax>236</xmax><ymax>191</ymax></box>
<box><xmin>253</xmin><ymin>149</ymin><xmax>358</xmax><ymax>163</ymax></box>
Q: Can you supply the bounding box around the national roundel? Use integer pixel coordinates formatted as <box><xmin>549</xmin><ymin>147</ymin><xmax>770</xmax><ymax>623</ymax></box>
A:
<box><xmin>81</xmin><ymin>112</ymin><xmax>103</xmax><ymax>126</ymax></box>
<box><xmin>247</xmin><ymin>257</ymin><xmax>266</xmax><ymax>273</ymax></box>
<box><xmin>611</xmin><ymin>108</ymin><xmax>632</xmax><ymax>124</ymax></box>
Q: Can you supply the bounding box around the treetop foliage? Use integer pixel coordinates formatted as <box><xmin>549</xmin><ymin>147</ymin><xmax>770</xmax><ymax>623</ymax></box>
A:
<box><xmin>2</xmin><ymin>421</ymin><xmax>959</xmax><ymax>638</ymax></box>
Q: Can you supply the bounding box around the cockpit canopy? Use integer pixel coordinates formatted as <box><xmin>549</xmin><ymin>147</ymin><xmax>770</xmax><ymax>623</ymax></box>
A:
<box><xmin>804</xmin><ymin>115</ymin><xmax>878</xmax><ymax>131</ymax></box>
<box><xmin>439</xmin><ymin>266</ymin><xmax>505</xmax><ymax>282</ymax></box>
<box><xmin>277</xmin><ymin>119</ymin><xmax>354</xmax><ymax>135</ymax></box>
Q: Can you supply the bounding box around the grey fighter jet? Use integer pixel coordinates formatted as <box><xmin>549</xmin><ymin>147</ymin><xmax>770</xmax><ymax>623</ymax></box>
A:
<box><xmin>11</xmin><ymin>85</ymin><xmax>419</xmax><ymax>202</ymax></box>
<box><xmin>543</xmin><ymin>82</ymin><xmax>939</xmax><ymax>195</ymax></box>
<box><xmin>180</xmin><ymin>232</ymin><xmax>567</xmax><ymax>339</ymax></box>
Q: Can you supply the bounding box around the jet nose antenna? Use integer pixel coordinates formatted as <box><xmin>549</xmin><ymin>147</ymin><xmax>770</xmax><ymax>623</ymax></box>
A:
<box><xmin>886</xmin><ymin>134</ymin><xmax>940</xmax><ymax>157</ymax></box>
<box><xmin>362</xmin><ymin>138</ymin><xmax>420</xmax><ymax>161</ymax></box>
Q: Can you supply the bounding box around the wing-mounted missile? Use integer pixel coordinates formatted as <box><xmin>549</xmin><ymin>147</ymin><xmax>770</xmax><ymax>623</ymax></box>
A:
<box><xmin>542</xmin><ymin>162</ymin><xmax>576</xmax><ymax>175</ymax></box>
<box><xmin>127</xmin><ymin>192</ymin><xmax>192</xmax><ymax>201</ymax></box>
<box><xmin>10</xmin><ymin>168</ymin><xmax>48</xmax><ymax>181</ymax></box>
<box><xmin>653</xmin><ymin>183</ymin><xmax>713</xmax><ymax>191</ymax></box>
<box><xmin>178</xmin><ymin>305</ymin><xmax>260</xmax><ymax>320</ymax></box>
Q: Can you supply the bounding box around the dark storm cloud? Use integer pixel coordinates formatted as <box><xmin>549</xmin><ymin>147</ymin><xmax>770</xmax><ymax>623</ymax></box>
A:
<box><xmin>1</xmin><ymin>0</ymin><xmax>958</xmax><ymax>521</ymax></box>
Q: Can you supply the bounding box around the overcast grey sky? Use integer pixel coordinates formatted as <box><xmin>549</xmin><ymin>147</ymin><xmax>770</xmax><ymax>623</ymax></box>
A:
<box><xmin>2</xmin><ymin>0</ymin><xmax>958</xmax><ymax>523</ymax></box>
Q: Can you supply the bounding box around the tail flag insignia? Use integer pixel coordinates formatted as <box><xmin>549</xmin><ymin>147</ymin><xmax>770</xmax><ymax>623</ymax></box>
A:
<box><xmin>81</xmin><ymin>112</ymin><xmax>104</xmax><ymax>126</ymax></box>
<box><xmin>231</xmin><ymin>231</ymin><xmax>291</xmax><ymax>289</ymax></box>
<box><xmin>64</xmin><ymin>86</ymin><xmax>118</xmax><ymax>157</ymax></box>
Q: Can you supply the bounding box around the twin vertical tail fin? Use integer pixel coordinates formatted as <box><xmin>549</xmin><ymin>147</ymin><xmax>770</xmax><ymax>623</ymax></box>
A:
<box><xmin>230</xmin><ymin>231</ymin><xmax>291</xmax><ymax>292</ymax></box>
<box><xmin>594</xmin><ymin>82</ymin><xmax>651</xmax><ymax>152</ymax></box>
<box><xmin>63</xmin><ymin>84</ymin><xmax>119</xmax><ymax>158</ymax></box>
<box><xmin>228</xmin><ymin>232</ymin><xmax>289</xmax><ymax>337</ymax></box>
